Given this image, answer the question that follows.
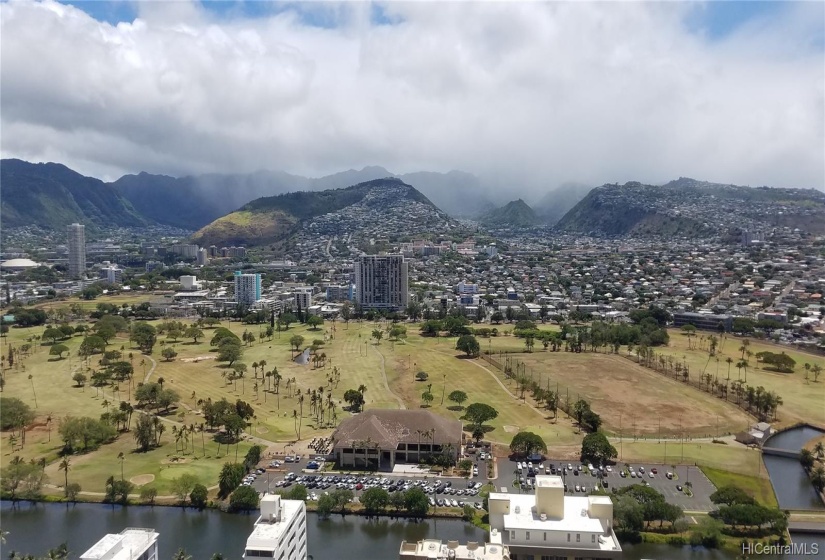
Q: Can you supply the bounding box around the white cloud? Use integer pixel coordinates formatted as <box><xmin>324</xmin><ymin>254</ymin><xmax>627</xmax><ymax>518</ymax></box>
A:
<box><xmin>1</xmin><ymin>0</ymin><xmax>822</xmax><ymax>192</ymax></box>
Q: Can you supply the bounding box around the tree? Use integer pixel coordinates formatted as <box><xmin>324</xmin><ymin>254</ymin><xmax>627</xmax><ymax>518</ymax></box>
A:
<box><xmin>456</xmin><ymin>335</ymin><xmax>480</xmax><ymax>357</ymax></box>
<box><xmin>161</xmin><ymin>347</ymin><xmax>178</xmax><ymax>361</ymax></box>
<box><xmin>710</xmin><ymin>485</ymin><xmax>756</xmax><ymax>506</ymax></box>
<box><xmin>306</xmin><ymin>315</ymin><xmax>323</xmax><ymax>330</ymax></box>
<box><xmin>58</xmin><ymin>457</ymin><xmax>71</xmax><ymax>496</ymax></box>
<box><xmin>130</xmin><ymin>322</ymin><xmax>157</xmax><ymax>353</ymax></box>
<box><xmin>133</xmin><ymin>414</ymin><xmax>155</xmax><ymax>452</ymax></box>
<box><xmin>404</xmin><ymin>487</ymin><xmax>430</xmax><ymax>518</ymax></box>
<box><xmin>343</xmin><ymin>389</ymin><xmax>365</xmax><ymax>412</ymax></box>
<box><xmin>509</xmin><ymin>431</ymin><xmax>547</xmax><ymax>457</ymax></box>
<box><xmin>371</xmin><ymin>329</ymin><xmax>383</xmax><ymax>344</ymax></box>
<box><xmin>580</xmin><ymin>432</ymin><xmax>618</xmax><ymax>466</ymax></box>
<box><xmin>217</xmin><ymin>338</ymin><xmax>243</xmax><ymax>365</ymax></box>
<box><xmin>331</xmin><ymin>488</ymin><xmax>354</xmax><ymax>513</ymax></box>
<box><xmin>188</xmin><ymin>483</ymin><xmax>208</xmax><ymax>509</ymax></box>
<box><xmin>282</xmin><ymin>483</ymin><xmax>308</xmax><ymax>501</ymax></box>
<box><xmin>184</xmin><ymin>326</ymin><xmax>204</xmax><ymax>343</ymax></box>
<box><xmin>78</xmin><ymin>335</ymin><xmax>106</xmax><ymax>357</ymax></box>
<box><xmin>65</xmin><ymin>482</ymin><xmax>82</xmax><ymax>502</ymax></box>
<box><xmin>171</xmin><ymin>473</ymin><xmax>199</xmax><ymax>505</ymax></box>
<box><xmin>448</xmin><ymin>390</ymin><xmax>468</xmax><ymax>408</ymax></box>
<box><xmin>140</xmin><ymin>486</ymin><xmax>158</xmax><ymax>504</ymax></box>
<box><xmin>104</xmin><ymin>477</ymin><xmax>133</xmax><ymax>505</ymax></box>
<box><xmin>1</xmin><ymin>397</ymin><xmax>35</xmax><ymax>431</ymax></box>
<box><xmin>421</xmin><ymin>390</ymin><xmax>434</xmax><ymax>407</ymax></box>
<box><xmin>244</xmin><ymin>444</ymin><xmax>263</xmax><ymax>472</ymax></box>
<box><xmin>317</xmin><ymin>493</ymin><xmax>336</xmax><ymax>519</ymax></box>
<box><xmin>218</xmin><ymin>462</ymin><xmax>246</xmax><ymax>499</ymax></box>
<box><xmin>172</xmin><ymin>549</ymin><xmax>193</xmax><ymax>560</ymax></box>
<box><xmin>49</xmin><ymin>344</ymin><xmax>70</xmax><ymax>359</ymax></box>
<box><xmin>573</xmin><ymin>399</ymin><xmax>591</xmax><ymax>425</ymax></box>
<box><xmin>43</xmin><ymin>327</ymin><xmax>63</xmax><ymax>344</ymax></box>
<box><xmin>800</xmin><ymin>448</ymin><xmax>815</xmax><ymax>470</ymax></box>
<box><xmin>462</xmin><ymin>403</ymin><xmax>498</xmax><ymax>429</ymax></box>
<box><xmin>289</xmin><ymin>334</ymin><xmax>305</xmax><ymax>354</ymax></box>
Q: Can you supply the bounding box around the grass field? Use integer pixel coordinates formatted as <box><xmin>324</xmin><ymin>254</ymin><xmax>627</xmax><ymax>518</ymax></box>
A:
<box><xmin>657</xmin><ymin>330</ymin><xmax>825</xmax><ymax>428</ymax></box>
<box><xmin>700</xmin><ymin>466</ymin><xmax>778</xmax><ymax>508</ymax></box>
<box><xmin>3</xmin><ymin>316</ymin><xmax>811</xmax><ymax>501</ymax></box>
<box><xmin>487</xmin><ymin>351</ymin><xmax>752</xmax><ymax>437</ymax></box>
<box><xmin>617</xmin><ymin>440</ymin><xmax>768</xmax><ymax>478</ymax></box>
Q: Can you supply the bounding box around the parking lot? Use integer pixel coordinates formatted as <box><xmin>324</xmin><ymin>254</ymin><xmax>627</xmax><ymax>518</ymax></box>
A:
<box><xmin>249</xmin><ymin>452</ymin><xmax>494</xmax><ymax>510</ymax></box>
<box><xmin>503</xmin><ymin>459</ymin><xmax>717</xmax><ymax>512</ymax></box>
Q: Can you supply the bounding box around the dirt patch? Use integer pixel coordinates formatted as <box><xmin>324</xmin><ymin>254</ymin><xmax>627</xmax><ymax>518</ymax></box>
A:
<box><xmin>130</xmin><ymin>474</ymin><xmax>155</xmax><ymax>486</ymax></box>
<box><xmin>161</xmin><ymin>457</ymin><xmax>190</xmax><ymax>465</ymax></box>
<box><xmin>181</xmin><ymin>356</ymin><xmax>215</xmax><ymax>363</ymax></box>
<box><xmin>255</xmin><ymin>426</ymin><xmax>269</xmax><ymax>434</ymax></box>
<box><xmin>513</xmin><ymin>352</ymin><xmax>751</xmax><ymax>436</ymax></box>
<box><xmin>503</xmin><ymin>425</ymin><xmax>520</xmax><ymax>433</ymax></box>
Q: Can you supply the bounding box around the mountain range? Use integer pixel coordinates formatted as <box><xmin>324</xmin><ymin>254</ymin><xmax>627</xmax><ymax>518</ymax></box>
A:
<box><xmin>480</xmin><ymin>199</ymin><xmax>541</xmax><ymax>227</ymax></box>
<box><xmin>113</xmin><ymin>166</ymin><xmax>496</xmax><ymax>229</ymax></box>
<box><xmin>556</xmin><ymin>178</ymin><xmax>825</xmax><ymax>237</ymax></box>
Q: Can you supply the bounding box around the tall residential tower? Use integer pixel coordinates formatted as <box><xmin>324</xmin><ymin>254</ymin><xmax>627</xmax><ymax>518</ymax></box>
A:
<box><xmin>234</xmin><ymin>270</ymin><xmax>262</xmax><ymax>306</ymax></box>
<box><xmin>67</xmin><ymin>223</ymin><xmax>86</xmax><ymax>279</ymax></box>
<box><xmin>354</xmin><ymin>254</ymin><xmax>409</xmax><ymax>311</ymax></box>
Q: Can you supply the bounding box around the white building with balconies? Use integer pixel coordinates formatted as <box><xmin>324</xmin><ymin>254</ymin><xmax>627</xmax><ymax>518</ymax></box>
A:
<box><xmin>243</xmin><ymin>494</ymin><xmax>307</xmax><ymax>560</ymax></box>
<box><xmin>80</xmin><ymin>528</ymin><xmax>159</xmax><ymax>560</ymax></box>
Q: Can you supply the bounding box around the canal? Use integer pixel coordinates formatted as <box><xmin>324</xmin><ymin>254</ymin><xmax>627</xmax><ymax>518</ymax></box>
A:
<box><xmin>1</xmin><ymin>501</ymin><xmax>800</xmax><ymax>559</ymax></box>
<box><xmin>762</xmin><ymin>425</ymin><xmax>825</xmax><ymax>511</ymax></box>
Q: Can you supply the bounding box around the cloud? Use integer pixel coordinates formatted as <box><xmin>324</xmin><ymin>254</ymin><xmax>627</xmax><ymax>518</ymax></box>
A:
<box><xmin>1</xmin><ymin>0</ymin><xmax>823</xmax><ymax>193</ymax></box>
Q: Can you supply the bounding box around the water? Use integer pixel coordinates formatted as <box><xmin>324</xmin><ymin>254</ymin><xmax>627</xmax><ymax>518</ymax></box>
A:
<box><xmin>0</xmin><ymin>501</ymin><xmax>799</xmax><ymax>560</ymax></box>
<box><xmin>763</xmin><ymin>455</ymin><xmax>825</xmax><ymax>510</ymax></box>
<box><xmin>294</xmin><ymin>348</ymin><xmax>311</xmax><ymax>365</ymax></box>
<box><xmin>764</xmin><ymin>426</ymin><xmax>825</xmax><ymax>452</ymax></box>
<box><xmin>761</xmin><ymin>426</ymin><xmax>825</xmax><ymax>511</ymax></box>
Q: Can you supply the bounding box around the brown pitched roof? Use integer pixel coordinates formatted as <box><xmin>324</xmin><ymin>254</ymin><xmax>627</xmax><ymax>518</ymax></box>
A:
<box><xmin>332</xmin><ymin>410</ymin><xmax>463</xmax><ymax>449</ymax></box>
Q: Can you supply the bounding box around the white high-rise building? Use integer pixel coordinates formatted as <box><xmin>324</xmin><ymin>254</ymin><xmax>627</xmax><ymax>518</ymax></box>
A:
<box><xmin>80</xmin><ymin>528</ymin><xmax>159</xmax><ymax>560</ymax></box>
<box><xmin>234</xmin><ymin>270</ymin><xmax>261</xmax><ymax>306</ymax></box>
<box><xmin>243</xmin><ymin>494</ymin><xmax>307</xmax><ymax>560</ymax></box>
<box><xmin>354</xmin><ymin>254</ymin><xmax>409</xmax><ymax>311</ymax></box>
<box><xmin>67</xmin><ymin>223</ymin><xmax>86</xmax><ymax>279</ymax></box>
<box><xmin>197</xmin><ymin>247</ymin><xmax>209</xmax><ymax>266</ymax></box>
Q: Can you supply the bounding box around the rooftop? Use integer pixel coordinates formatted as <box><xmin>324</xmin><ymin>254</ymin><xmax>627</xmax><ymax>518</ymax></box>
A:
<box><xmin>245</xmin><ymin>496</ymin><xmax>305</xmax><ymax>551</ymax></box>
<box><xmin>399</xmin><ymin>539</ymin><xmax>509</xmax><ymax>560</ymax></box>
<box><xmin>492</xmin><ymin>493</ymin><xmax>610</xmax><ymax>534</ymax></box>
<box><xmin>80</xmin><ymin>528</ymin><xmax>158</xmax><ymax>560</ymax></box>
<box><xmin>333</xmin><ymin>409</ymin><xmax>462</xmax><ymax>449</ymax></box>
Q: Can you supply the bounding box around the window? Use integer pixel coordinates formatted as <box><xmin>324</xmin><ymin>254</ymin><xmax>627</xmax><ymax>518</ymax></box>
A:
<box><xmin>567</xmin><ymin>534</ymin><xmax>571</xmax><ymax>542</ymax></box>
<box><xmin>576</xmin><ymin>534</ymin><xmax>581</xmax><ymax>542</ymax></box>
<box><xmin>543</xmin><ymin>532</ymin><xmax>547</xmax><ymax>541</ymax></box>
<box><xmin>592</xmin><ymin>534</ymin><xmax>596</xmax><ymax>543</ymax></box>
<box><xmin>510</xmin><ymin>531</ymin><xmax>516</xmax><ymax>540</ymax></box>
<box><xmin>526</xmin><ymin>531</ymin><xmax>530</xmax><ymax>541</ymax></box>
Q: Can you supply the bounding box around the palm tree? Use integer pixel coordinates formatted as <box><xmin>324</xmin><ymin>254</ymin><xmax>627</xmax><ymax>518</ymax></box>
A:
<box><xmin>814</xmin><ymin>441</ymin><xmax>824</xmax><ymax>459</ymax></box>
<box><xmin>117</xmin><ymin>452</ymin><xmax>125</xmax><ymax>480</ymax></box>
<box><xmin>59</xmin><ymin>457</ymin><xmax>71</xmax><ymax>495</ymax></box>
<box><xmin>292</xmin><ymin>410</ymin><xmax>299</xmax><ymax>439</ymax></box>
<box><xmin>27</xmin><ymin>374</ymin><xmax>37</xmax><ymax>408</ymax></box>
<box><xmin>813</xmin><ymin>364</ymin><xmax>823</xmax><ymax>383</ymax></box>
<box><xmin>725</xmin><ymin>357</ymin><xmax>733</xmax><ymax>380</ymax></box>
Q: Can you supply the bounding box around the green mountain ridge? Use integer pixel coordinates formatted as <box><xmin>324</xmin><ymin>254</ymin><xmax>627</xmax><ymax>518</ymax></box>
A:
<box><xmin>555</xmin><ymin>179</ymin><xmax>825</xmax><ymax>237</ymax></box>
<box><xmin>191</xmin><ymin>178</ymin><xmax>446</xmax><ymax>247</ymax></box>
<box><xmin>481</xmin><ymin>199</ymin><xmax>540</xmax><ymax>227</ymax></box>
<box><xmin>1</xmin><ymin>159</ymin><xmax>147</xmax><ymax>230</ymax></box>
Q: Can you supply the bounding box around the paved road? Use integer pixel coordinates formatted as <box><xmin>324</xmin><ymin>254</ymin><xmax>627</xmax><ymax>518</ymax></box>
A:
<box><xmin>502</xmin><ymin>458</ymin><xmax>717</xmax><ymax>512</ymax></box>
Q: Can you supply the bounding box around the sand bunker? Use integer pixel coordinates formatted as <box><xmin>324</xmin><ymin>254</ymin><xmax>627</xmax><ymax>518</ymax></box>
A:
<box><xmin>130</xmin><ymin>474</ymin><xmax>155</xmax><ymax>486</ymax></box>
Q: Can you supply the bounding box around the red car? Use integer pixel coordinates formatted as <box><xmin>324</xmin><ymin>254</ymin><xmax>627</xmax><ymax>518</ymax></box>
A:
<box><xmin>355</xmin><ymin>483</ymin><xmax>363</xmax><ymax>490</ymax></box>
<box><xmin>651</xmin><ymin>468</ymin><xmax>658</xmax><ymax>474</ymax></box>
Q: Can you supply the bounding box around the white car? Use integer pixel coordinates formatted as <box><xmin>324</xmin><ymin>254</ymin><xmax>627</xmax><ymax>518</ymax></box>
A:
<box><xmin>451</xmin><ymin>499</ymin><xmax>458</xmax><ymax>507</ymax></box>
<box><xmin>648</xmin><ymin>472</ymin><xmax>655</xmax><ymax>479</ymax></box>
<box><xmin>605</xmin><ymin>466</ymin><xmax>612</xmax><ymax>473</ymax></box>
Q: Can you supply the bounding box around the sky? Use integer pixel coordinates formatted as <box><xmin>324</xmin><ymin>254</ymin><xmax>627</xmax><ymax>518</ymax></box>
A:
<box><xmin>1</xmin><ymin>0</ymin><xmax>823</xmax><ymax>194</ymax></box>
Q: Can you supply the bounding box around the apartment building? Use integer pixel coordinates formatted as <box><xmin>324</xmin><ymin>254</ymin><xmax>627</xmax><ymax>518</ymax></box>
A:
<box><xmin>243</xmin><ymin>495</ymin><xmax>307</xmax><ymax>560</ymax></box>
<box><xmin>235</xmin><ymin>271</ymin><xmax>262</xmax><ymax>306</ymax></box>
<box><xmin>67</xmin><ymin>223</ymin><xmax>86</xmax><ymax>279</ymax></box>
<box><xmin>354</xmin><ymin>254</ymin><xmax>408</xmax><ymax>311</ymax></box>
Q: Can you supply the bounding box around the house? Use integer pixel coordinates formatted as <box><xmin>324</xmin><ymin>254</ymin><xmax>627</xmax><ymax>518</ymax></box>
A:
<box><xmin>331</xmin><ymin>410</ymin><xmax>462</xmax><ymax>471</ymax></box>
<box><xmin>735</xmin><ymin>422</ymin><xmax>773</xmax><ymax>447</ymax></box>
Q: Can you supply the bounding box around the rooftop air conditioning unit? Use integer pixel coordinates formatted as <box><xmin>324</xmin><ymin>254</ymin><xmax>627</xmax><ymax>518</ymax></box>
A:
<box><xmin>540</xmin><ymin>513</ymin><xmax>546</xmax><ymax>521</ymax></box>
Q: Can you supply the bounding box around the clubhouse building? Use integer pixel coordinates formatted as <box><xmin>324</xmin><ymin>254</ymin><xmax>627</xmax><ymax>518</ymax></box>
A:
<box><xmin>331</xmin><ymin>410</ymin><xmax>463</xmax><ymax>471</ymax></box>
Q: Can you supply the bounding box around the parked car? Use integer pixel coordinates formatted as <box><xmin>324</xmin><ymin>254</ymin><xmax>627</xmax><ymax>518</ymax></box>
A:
<box><xmin>648</xmin><ymin>472</ymin><xmax>655</xmax><ymax>479</ymax></box>
<box><xmin>676</xmin><ymin>485</ymin><xmax>683</xmax><ymax>492</ymax></box>
<box><xmin>651</xmin><ymin>468</ymin><xmax>658</xmax><ymax>474</ymax></box>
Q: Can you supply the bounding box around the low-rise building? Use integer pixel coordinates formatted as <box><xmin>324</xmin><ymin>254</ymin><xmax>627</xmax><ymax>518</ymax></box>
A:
<box><xmin>80</xmin><ymin>528</ymin><xmax>159</xmax><ymax>560</ymax></box>
<box><xmin>243</xmin><ymin>494</ymin><xmax>307</xmax><ymax>560</ymax></box>
<box><xmin>488</xmin><ymin>475</ymin><xmax>621</xmax><ymax>559</ymax></box>
<box><xmin>332</xmin><ymin>410</ymin><xmax>462</xmax><ymax>471</ymax></box>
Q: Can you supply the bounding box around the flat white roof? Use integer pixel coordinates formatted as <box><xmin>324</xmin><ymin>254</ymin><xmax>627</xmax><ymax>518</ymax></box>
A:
<box><xmin>245</xmin><ymin>498</ymin><xmax>304</xmax><ymax>550</ymax></box>
<box><xmin>80</xmin><ymin>529</ymin><xmax>158</xmax><ymax>560</ymax></box>
<box><xmin>493</xmin><ymin>494</ymin><xmax>607</xmax><ymax>534</ymax></box>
